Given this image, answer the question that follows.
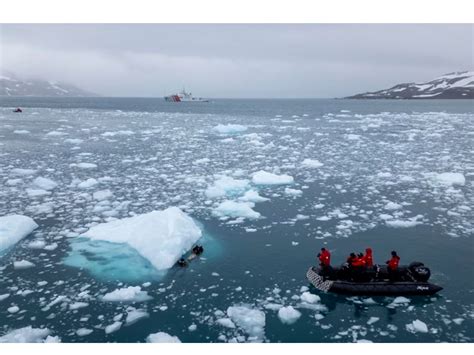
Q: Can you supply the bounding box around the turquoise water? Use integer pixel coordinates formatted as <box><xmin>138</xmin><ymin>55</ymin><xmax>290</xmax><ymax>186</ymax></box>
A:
<box><xmin>0</xmin><ymin>98</ymin><xmax>473</xmax><ymax>342</ymax></box>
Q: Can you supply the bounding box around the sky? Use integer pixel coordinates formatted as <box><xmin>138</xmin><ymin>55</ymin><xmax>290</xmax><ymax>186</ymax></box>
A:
<box><xmin>0</xmin><ymin>24</ymin><xmax>472</xmax><ymax>98</ymax></box>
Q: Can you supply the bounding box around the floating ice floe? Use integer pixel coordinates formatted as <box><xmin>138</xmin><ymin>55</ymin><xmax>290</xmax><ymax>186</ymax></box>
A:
<box><xmin>384</xmin><ymin>201</ymin><xmax>402</xmax><ymax>210</ymax></box>
<box><xmin>0</xmin><ymin>215</ymin><xmax>38</xmax><ymax>252</ymax></box>
<box><xmin>0</xmin><ymin>327</ymin><xmax>58</xmax><ymax>343</ymax></box>
<box><xmin>385</xmin><ymin>215</ymin><xmax>423</xmax><ymax>228</ymax></box>
<box><xmin>227</xmin><ymin>305</ymin><xmax>266</xmax><ymax>342</ymax></box>
<box><xmin>238</xmin><ymin>189</ymin><xmax>269</xmax><ymax>203</ymax></box>
<box><xmin>102</xmin><ymin>286</ymin><xmax>152</xmax><ymax>302</ymax></box>
<box><xmin>213</xmin><ymin>201</ymin><xmax>261</xmax><ymax>220</ymax></box>
<box><xmin>105</xmin><ymin>321</ymin><xmax>122</xmax><ymax>334</ymax></box>
<box><xmin>205</xmin><ymin>176</ymin><xmax>250</xmax><ymax>198</ymax></box>
<box><xmin>70</xmin><ymin>162</ymin><xmax>97</xmax><ymax>169</ymax></box>
<box><xmin>252</xmin><ymin>170</ymin><xmax>294</xmax><ymax>185</ymax></box>
<box><xmin>26</xmin><ymin>188</ymin><xmax>51</xmax><ymax>197</ymax></box>
<box><xmin>80</xmin><ymin>207</ymin><xmax>202</xmax><ymax>271</ymax></box>
<box><xmin>284</xmin><ymin>188</ymin><xmax>303</xmax><ymax>197</ymax></box>
<box><xmin>32</xmin><ymin>177</ymin><xmax>58</xmax><ymax>190</ymax></box>
<box><xmin>406</xmin><ymin>319</ymin><xmax>429</xmax><ymax>333</ymax></box>
<box><xmin>278</xmin><ymin>306</ymin><xmax>301</xmax><ymax>325</ymax></box>
<box><xmin>10</xmin><ymin>168</ymin><xmax>37</xmax><ymax>176</ymax></box>
<box><xmin>146</xmin><ymin>332</ymin><xmax>181</xmax><ymax>343</ymax></box>
<box><xmin>13</xmin><ymin>260</ymin><xmax>35</xmax><ymax>269</ymax></box>
<box><xmin>433</xmin><ymin>172</ymin><xmax>466</xmax><ymax>186</ymax></box>
<box><xmin>77</xmin><ymin>178</ymin><xmax>98</xmax><ymax>189</ymax></box>
<box><xmin>301</xmin><ymin>159</ymin><xmax>324</xmax><ymax>168</ymax></box>
<box><xmin>213</xmin><ymin>124</ymin><xmax>248</xmax><ymax>134</ymax></box>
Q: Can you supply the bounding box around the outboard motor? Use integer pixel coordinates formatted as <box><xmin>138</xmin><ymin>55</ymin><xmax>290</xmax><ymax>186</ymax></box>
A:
<box><xmin>409</xmin><ymin>261</ymin><xmax>431</xmax><ymax>282</ymax></box>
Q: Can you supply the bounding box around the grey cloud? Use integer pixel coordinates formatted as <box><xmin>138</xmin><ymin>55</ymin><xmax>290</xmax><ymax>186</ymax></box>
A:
<box><xmin>1</xmin><ymin>24</ymin><xmax>472</xmax><ymax>97</ymax></box>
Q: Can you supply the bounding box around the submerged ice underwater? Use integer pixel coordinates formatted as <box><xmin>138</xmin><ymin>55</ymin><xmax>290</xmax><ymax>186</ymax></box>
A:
<box><xmin>0</xmin><ymin>98</ymin><xmax>473</xmax><ymax>343</ymax></box>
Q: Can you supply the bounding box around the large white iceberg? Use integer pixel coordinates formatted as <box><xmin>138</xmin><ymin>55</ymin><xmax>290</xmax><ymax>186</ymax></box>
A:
<box><xmin>0</xmin><ymin>215</ymin><xmax>38</xmax><ymax>252</ymax></box>
<box><xmin>252</xmin><ymin>170</ymin><xmax>294</xmax><ymax>185</ymax></box>
<box><xmin>79</xmin><ymin>207</ymin><xmax>202</xmax><ymax>270</ymax></box>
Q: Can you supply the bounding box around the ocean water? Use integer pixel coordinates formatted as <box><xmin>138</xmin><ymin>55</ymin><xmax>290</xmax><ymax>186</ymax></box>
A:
<box><xmin>0</xmin><ymin>97</ymin><xmax>473</xmax><ymax>343</ymax></box>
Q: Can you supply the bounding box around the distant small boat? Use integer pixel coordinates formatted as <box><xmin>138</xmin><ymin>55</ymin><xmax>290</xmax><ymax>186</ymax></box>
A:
<box><xmin>164</xmin><ymin>89</ymin><xmax>208</xmax><ymax>102</ymax></box>
<box><xmin>13</xmin><ymin>107</ymin><xmax>22</xmax><ymax>113</ymax></box>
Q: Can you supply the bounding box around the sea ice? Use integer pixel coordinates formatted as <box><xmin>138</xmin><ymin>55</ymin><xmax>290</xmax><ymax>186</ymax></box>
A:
<box><xmin>227</xmin><ymin>305</ymin><xmax>266</xmax><ymax>342</ymax></box>
<box><xmin>216</xmin><ymin>318</ymin><xmax>236</xmax><ymax>328</ymax></box>
<box><xmin>102</xmin><ymin>286</ymin><xmax>152</xmax><ymax>302</ymax></box>
<box><xmin>93</xmin><ymin>189</ymin><xmax>113</xmax><ymax>201</ymax></box>
<box><xmin>0</xmin><ymin>215</ymin><xmax>38</xmax><ymax>252</ymax></box>
<box><xmin>105</xmin><ymin>321</ymin><xmax>122</xmax><ymax>334</ymax></box>
<box><xmin>434</xmin><ymin>172</ymin><xmax>466</xmax><ymax>186</ymax></box>
<box><xmin>238</xmin><ymin>189</ymin><xmax>269</xmax><ymax>203</ymax></box>
<box><xmin>300</xmin><ymin>292</ymin><xmax>320</xmax><ymax>304</ymax></box>
<box><xmin>205</xmin><ymin>176</ymin><xmax>249</xmax><ymax>198</ymax></box>
<box><xmin>0</xmin><ymin>327</ymin><xmax>54</xmax><ymax>343</ymax></box>
<box><xmin>126</xmin><ymin>308</ymin><xmax>149</xmax><ymax>325</ymax></box>
<box><xmin>11</xmin><ymin>168</ymin><xmax>37</xmax><ymax>176</ymax></box>
<box><xmin>278</xmin><ymin>306</ymin><xmax>301</xmax><ymax>324</ymax></box>
<box><xmin>301</xmin><ymin>159</ymin><xmax>324</xmax><ymax>168</ymax></box>
<box><xmin>76</xmin><ymin>328</ymin><xmax>93</xmax><ymax>337</ymax></box>
<box><xmin>80</xmin><ymin>207</ymin><xmax>202</xmax><ymax>270</ymax></box>
<box><xmin>213</xmin><ymin>124</ymin><xmax>248</xmax><ymax>134</ymax></box>
<box><xmin>146</xmin><ymin>332</ymin><xmax>181</xmax><ymax>343</ymax></box>
<box><xmin>284</xmin><ymin>188</ymin><xmax>303</xmax><ymax>196</ymax></box>
<box><xmin>13</xmin><ymin>260</ymin><xmax>35</xmax><ymax>269</ymax></box>
<box><xmin>77</xmin><ymin>178</ymin><xmax>98</xmax><ymax>189</ymax></box>
<box><xmin>213</xmin><ymin>201</ymin><xmax>260</xmax><ymax>219</ymax></box>
<box><xmin>32</xmin><ymin>177</ymin><xmax>58</xmax><ymax>190</ymax></box>
<box><xmin>406</xmin><ymin>319</ymin><xmax>429</xmax><ymax>333</ymax></box>
<box><xmin>252</xmin><ymin>170</ymin><xmax>294</xmax><ymax>185</ymax></box>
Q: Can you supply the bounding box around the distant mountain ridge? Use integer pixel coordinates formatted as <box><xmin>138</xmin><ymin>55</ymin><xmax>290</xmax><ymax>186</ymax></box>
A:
<box><xmin>0</xmin><ymin>71</ymin><xmax>98</xmax><ymax>97</ymax></box>
<box><xmin>346</xmin><ymin>71</ymin><xmax>474</xmax><ymax>99</ymax></box>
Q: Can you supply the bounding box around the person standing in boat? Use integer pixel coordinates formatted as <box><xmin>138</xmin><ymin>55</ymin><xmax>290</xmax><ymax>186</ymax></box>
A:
<box><xmin>386</xmin><ymin>250</ymin><xmax>400</xmax><ymax>281</ymax></box>
<box><xmin>318</xmin><ymin>248</ymin><xmax>331</xmax><ymax>267</ymax></box>
<box><xmin>363</xmin><ymin>248</ymin><xmax>374</xmax><ymax>268</ymax></box>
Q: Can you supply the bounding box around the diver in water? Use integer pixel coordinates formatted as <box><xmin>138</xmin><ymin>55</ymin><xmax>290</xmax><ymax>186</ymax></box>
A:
<box><xmin>192</xmin><ymin>245</ymin><xmax>204</xmax><ymax>255</ymax></box>
<box><xmin>177</xmin><ymin>258</ymin><xmax>188</xmax><ymax>267</ymax></box>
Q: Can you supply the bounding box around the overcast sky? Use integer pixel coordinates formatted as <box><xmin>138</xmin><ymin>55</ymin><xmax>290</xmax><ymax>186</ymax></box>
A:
<box><xmin>0</xmin><ymin>24</ymin><xmax>472</xmax><ymax>98</ymax></box>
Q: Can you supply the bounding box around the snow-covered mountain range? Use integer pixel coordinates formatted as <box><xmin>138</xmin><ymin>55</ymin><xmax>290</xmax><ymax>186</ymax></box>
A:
<box><xmin>346</xmin><ymin>71</ymin><xmax>474</xmax><ymax>99</ymax></box>
<box><xmin>0</xmin><ymin>72</ymin><xmax>97</xmax><ymax>97</ymax></box>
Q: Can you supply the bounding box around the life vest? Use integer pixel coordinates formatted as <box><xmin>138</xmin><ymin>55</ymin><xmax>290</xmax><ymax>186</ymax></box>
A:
<box><xmin>364</xmin><ymin>249</ymin><xmax>373</xmax><ymax>267</ymax></box>
<box><xmin>319</xmin><ymin>250</ymin><xmax>331</xmax><ymax>266</ymax></box>
<box><xmin>351</xmin><ymin>257</ymin><xmax>366</xmax><ymax>268</ymax></box>
<box><xmin>387</xmin><ymin>256</ymin><xmax>400</xmax><ymax>270</ymax></box>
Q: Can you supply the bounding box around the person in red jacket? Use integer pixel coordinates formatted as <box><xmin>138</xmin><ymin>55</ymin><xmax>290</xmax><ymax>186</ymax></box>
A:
<box><xmin>364</xmin><ymin>248</ymin><xmax>374</xmax><ymax>267</ymax></box>
<box><xmin>386</xmin><ymin>250</ymin><xmax>400</xmax><ymax>281</ymax></box>
<box><xmin>317</xmin><ymin>248</ymin><xmax>331</xmax><ymax>267</ymax></box>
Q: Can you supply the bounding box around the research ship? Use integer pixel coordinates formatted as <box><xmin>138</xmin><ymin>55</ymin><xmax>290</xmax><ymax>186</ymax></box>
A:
<box><xmin>164</xmin><ymin>89</ymin><xmax>208</xmax><ymax>102</ymax></box>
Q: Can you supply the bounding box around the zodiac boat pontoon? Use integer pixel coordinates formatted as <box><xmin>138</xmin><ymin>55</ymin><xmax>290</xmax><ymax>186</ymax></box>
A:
<box><xmin>306</xmin><ymin>262</ymin><xmax>443</xmax><ymax>296</ymax></box>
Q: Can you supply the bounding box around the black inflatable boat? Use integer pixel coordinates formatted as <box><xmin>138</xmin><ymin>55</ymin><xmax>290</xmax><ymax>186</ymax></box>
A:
<box><xmin>306</xmin><ymin>262</ymin><xmax>442</xmax><ymax>296</ymax></box>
